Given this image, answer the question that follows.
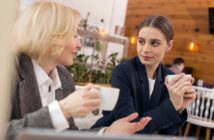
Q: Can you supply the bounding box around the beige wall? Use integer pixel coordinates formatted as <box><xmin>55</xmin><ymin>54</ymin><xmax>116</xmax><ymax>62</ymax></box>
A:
<box><xmin>0</xmin><ymin>0</ymin><xmax>18</xmax><ymax>138</ymax></box>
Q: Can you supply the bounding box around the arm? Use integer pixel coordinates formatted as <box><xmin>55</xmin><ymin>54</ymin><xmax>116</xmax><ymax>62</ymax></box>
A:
<box><xmin>6</xmin><ymin>107</ymin><xmax>54</xmax><ymax>140</ymax></box>
<box><xmin>111</xmin><ymin>66</ymin><xmax>186</xmax><ymax>134</ymax></box>
<box><xmin>6</xmin><ymin>67</ymin><xmax>55</xmax><ymax>140</ymax></box>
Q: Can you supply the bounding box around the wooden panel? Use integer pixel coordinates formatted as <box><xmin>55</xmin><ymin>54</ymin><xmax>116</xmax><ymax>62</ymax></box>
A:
<box><xmin>125</xmin><ymin>0</ymin><xmax>214</xmax><ymax>84</ymax></box>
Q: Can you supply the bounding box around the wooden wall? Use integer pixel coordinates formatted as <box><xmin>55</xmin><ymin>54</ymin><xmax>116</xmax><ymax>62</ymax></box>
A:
<box><xmin>125</xmin><ymin>0</ymin><xmax>214</xmax><ymax>84</ymax></box>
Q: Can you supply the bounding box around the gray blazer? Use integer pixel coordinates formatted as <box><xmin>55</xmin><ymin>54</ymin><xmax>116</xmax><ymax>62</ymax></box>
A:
<box><xmin>7</xmin><ymin>54</ymin><xmax>78</xmax><ymax>139</ymax></box>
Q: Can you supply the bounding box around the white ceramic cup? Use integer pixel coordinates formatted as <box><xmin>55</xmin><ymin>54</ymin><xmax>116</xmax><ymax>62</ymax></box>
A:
<box><xmin>166</xmin><ymin>74</ymin><xmax>192</xmax><ymax>83</ymax></box>
<box><xmin>75</xmin><ymin>85</ymin><xmax>120</xmax><ymax>111</ymax></box>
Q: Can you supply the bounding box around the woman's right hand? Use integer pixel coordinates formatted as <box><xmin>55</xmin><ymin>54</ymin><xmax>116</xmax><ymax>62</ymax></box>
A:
<box><xmin>165</xmin><ymin>73</ymin><xmax>193</xmax><ymax>111</ymax></box>
<box><xmin>59</xmin><ymin>83</ymin><xmax>101</xmax><ymax>118</ymax></box>
<box><xmin>104</xmin><ymin>113</ymin><xmax>152</xmax><ymax>136</ymax></box>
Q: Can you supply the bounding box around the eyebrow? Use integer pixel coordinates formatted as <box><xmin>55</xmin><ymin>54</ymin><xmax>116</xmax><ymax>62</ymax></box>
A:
<box><xmin>138</xmin><ymin>37</ymin><xmax>162</xmax><ymax>42</ymax></box>
<box><xmin>150</xmin><ymin>39</ymin><xmax>161</xmax><ymax>42</ymax></box>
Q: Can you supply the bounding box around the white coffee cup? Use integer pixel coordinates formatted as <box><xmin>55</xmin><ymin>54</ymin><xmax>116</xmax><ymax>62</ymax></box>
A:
<box><xmin>166</xmin><ymin>74</ymin><xmax>192</xmax><ymax>83</ymax></box>
<box><xmin>75</xmin><ymin>85</ymin><xmax>120</xmax><ymax>111</ymax></box>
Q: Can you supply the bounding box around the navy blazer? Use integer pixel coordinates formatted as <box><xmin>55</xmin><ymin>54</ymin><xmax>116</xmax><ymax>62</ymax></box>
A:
<box><xmin>93</xmin><ymin>56</ymin><xmax>187</xmax><ymax>135</ymax></box>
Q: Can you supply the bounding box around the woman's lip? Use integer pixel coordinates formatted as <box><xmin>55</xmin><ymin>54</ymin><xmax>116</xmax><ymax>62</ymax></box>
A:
<box><xmin>142</xmin><ymin>56</ymin><xmax>153</xmax><ymax>59</ymax></box>
<box><xmin>142</xmin><ymin>56</ymin><xmax>154</xmax><ymax>61</ymax></box>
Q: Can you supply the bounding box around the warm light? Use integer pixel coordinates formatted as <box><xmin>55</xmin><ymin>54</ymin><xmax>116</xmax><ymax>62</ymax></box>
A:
<box><xmin>130</xmin><ymin>36</ymin><xmax>136</xmax><ymax>44</ymax></box>
<box><xmin>188</xmin><ymin>41</ymin><xmax>199</xmax><ymax>52</ymax></box>
<box><xmin>99</xmin><ymin>29</ymin><xmax>108</xmax><ymax>36</ymax></box>
<box><xmin>189</xmin><ymin>42</ymin><xmax>195</xmax><ymax>51</ymax></box>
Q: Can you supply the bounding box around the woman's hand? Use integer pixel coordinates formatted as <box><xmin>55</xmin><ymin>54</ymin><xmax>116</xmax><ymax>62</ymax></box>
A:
<box><xmin>104</xmin><ymin>113</ymin><xmax>151</xmax><ymax>136</ymax></box>
<box><xmin>165</xmin><ymin>73</ymin><xmax>193</xmax><ymax>111</ymax></box>
<box><xmin>59</xmin><ymin>83</ymin><xmax>101</xmax><ymax>118</ymax></box>
<box><xmin>180</xmin><ymin>86</ymin><xmax>196</xmax><ymax>111</ymax></box>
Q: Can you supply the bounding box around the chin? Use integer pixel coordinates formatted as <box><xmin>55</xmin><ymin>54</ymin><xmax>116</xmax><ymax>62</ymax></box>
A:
<box><xmin>59</xmin><ymin>60</ymin><xmax>73</xmax><ymax>66</ymax></box>
<box><xmin>143</xmin><ymin>62</ymin><xmax>153</xmax><ymax>66</ymax></box>
<box><xmin>140</xmin><ymin>59</ymin><xmax>154</xmax><ymax>66</ymax></box>
<box><xmin>66</xmin><ymin>61</ymin><xmax>73</xmax><ymax>66</ymax></box>
<box><xmin>139</xmin><ymin>58</ymin><xmax>149</xmax><ymax>64</ymax></box>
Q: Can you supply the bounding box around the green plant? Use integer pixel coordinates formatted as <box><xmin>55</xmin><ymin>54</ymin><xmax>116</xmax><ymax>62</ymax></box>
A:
<box><xmin>67</xmin><ymin>54</ymin><xmax>90</xmax><ymax>83</ymax></box>
<box><xmin>67</xmin><ymin>51</ymin><xmax>127</xmax><ymax>84</ymax></box>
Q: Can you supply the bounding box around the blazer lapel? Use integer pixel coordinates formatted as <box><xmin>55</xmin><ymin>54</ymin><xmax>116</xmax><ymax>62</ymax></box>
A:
<box><xmin>149</xmin><ymin>65</ymin><xmax>164</xmax><ymax>109</ymax></box>
<box><xmin>18</xmin><ymin>54</ymin><xmax>42</xmax><ymax>116</ymax></box>
<box><xmin>55</xmin><ymin>66</ymin><xmax>75</xmax><ymax>100</ymax></box>
<box><xmin>136</xmin><ymin>57</ymin><xmax>150</xmax><ymax>113</ymax></box>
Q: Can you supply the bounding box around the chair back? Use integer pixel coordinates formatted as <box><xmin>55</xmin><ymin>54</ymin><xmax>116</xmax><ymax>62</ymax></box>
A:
<box><xmin>186</xmin><ymin>86</ymin><xmax>214</xmax><ymax>128</ymax></box>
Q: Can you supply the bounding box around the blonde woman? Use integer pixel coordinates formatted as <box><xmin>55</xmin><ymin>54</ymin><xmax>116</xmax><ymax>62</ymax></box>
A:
<box><xmin>7</xmin><ymin>1</ymin><xmax>151</xmax><ymax>139</ymax></box>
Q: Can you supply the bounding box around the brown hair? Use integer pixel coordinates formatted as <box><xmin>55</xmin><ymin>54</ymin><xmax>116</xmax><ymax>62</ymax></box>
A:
<box><xmin>137</xmin><ymin>15</ymin><xmax>174</xmax><ymax>42</ymax></box>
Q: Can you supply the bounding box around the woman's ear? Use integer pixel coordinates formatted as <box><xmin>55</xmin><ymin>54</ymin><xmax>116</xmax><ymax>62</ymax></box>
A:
<box><xmin>167</xmin><ymin>40</ymin><xmax>173</xmax><ymax>52</ymax></box>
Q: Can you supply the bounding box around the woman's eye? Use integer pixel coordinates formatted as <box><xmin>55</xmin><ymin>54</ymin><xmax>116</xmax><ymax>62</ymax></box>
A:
<box><xmin>138</xmin><ymin>39</ymin><xmax>145</xmax><ymax>45</ymax></box>
<box><xmin>151</xmin><ymin>41</ymin><xmax>160</xmax><ymax>47</ymax></box>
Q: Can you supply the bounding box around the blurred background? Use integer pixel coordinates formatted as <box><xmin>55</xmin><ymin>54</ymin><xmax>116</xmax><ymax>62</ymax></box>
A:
<box><xmin>19</xmin><ymin>0</ymin><xmax>214</xmax><ymax>87</ymax></box>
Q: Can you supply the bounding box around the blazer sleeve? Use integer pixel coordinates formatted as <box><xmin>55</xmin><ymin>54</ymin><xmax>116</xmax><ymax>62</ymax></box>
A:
<box><xmin>6</xmin><ymin>107</ymin><xmax>54</xmax><ymax>140</ymax></box>
<box><xmin>110</xmin><ymin>65</ymin><xmax>187</xmax><ymax>135</ymax></box>
<box><xmin>6</xmin><ymin>65</ymin><xmax>54</xmax><ymax>140</ymax></box>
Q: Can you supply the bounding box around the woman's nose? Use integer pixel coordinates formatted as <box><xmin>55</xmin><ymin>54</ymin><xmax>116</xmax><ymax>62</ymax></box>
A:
<box><xmin>141</xmin><ymin>43</ymin><xmax>151</xmax><ymax>54</ymax></box>
<box><xmin>76</xmin><ymin>37</ymin><xmax>82</xmax><ymax>49</ymax></box>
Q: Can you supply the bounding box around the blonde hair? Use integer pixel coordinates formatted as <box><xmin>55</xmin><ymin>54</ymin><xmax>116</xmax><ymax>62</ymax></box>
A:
<box><xmin>14</xmin><ymin>1</ymin><xmax>80</xmax><ymax>62</ymax></box>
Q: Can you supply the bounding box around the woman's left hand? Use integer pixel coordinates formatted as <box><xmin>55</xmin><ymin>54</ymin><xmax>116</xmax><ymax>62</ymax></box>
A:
<box><xmin>179</xmin><ymin>86</ymin><xmax>196</xmax><ymax>112</ymax></box>
<box><xmin>165</xmin><ymin>73</ymin><xmax>196</xmax><ymax>111</ymax></box>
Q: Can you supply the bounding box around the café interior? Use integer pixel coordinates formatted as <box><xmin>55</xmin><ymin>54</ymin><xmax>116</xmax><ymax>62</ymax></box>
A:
<box><xmin>1</xmin><ymin>0</ymin><xmax>214</xmax><ymax>140</ymax></box>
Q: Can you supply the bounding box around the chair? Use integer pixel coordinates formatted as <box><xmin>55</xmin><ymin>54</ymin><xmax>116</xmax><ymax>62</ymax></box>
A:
<box><xmin>184</xmin><ymin>86</ymin><xmax>214</xmax><ymax>140</ymax></box>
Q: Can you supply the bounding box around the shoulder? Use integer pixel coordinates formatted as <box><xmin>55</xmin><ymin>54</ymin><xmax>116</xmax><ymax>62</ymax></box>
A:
<box><xmin>113</xmin><ymin>56</ymin><xmax>138</xmax><ymax>74</ymax></box>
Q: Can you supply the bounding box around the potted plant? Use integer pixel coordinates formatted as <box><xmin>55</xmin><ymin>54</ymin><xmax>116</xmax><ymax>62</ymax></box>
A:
<box><xmin>66</xmin><ymin>52</ymin><xmax>127</xmax><ymax>86</ymax></box>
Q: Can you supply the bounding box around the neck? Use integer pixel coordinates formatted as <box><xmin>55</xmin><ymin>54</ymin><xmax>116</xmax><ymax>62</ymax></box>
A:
<box><xmin>145</xmin><ymin>64</ymin><xmax>159</xmax><ymax>79</ymax></box>
<box><xmin>35</xmin><ymin>59</ymin><xmax>56</xmax><ymax>75</ymax></box>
